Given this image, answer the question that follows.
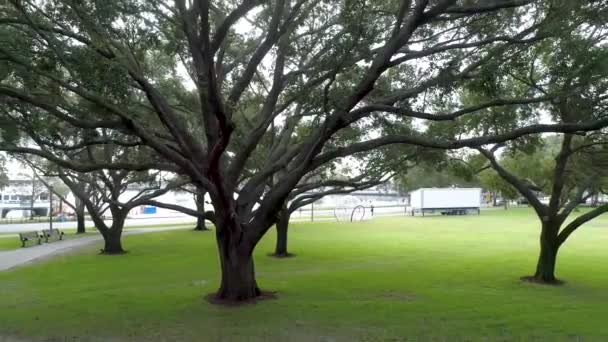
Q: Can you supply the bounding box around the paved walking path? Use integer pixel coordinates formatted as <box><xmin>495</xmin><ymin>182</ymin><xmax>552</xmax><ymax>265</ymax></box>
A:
<box><xmin>0</xmin><ymin>226</ymin><xmax>190</xmax><ymax>272</ymax></box>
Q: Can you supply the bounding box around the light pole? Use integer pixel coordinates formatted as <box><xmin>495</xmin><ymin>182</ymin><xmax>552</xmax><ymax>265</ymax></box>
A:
<box><xmin>49</xmin><ymin>186</ymin><xmax>53</xmax><ymax>231</ymax></box>
<box><xmin>311</xmin><ymin>202</ymin><xmax>314</xmax><ymax>222</ymax></box>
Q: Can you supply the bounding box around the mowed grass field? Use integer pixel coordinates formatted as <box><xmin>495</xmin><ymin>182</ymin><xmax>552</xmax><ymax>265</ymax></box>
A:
<box><xmin>1</xmin><ymin>208</ymin><xmax>608</xmax><ymax>341</ymax></box>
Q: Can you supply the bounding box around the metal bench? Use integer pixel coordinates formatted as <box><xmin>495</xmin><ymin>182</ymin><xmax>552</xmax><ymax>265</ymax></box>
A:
<box><xmin>42</xmin><ymin>229</ymin><xmax>64</xmax><ymax>243</ymax></box>
<box><xmin>19</xmin><ymin>231</ymin><xmax>42</xmax><ymax>247</ymax></box>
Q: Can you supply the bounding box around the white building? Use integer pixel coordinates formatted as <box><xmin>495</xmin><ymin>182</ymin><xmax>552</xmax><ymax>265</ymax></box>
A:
<box><xmin>0</xmin><ymin>165</ymin><xmax>51</xmax><ymax>218</ymax></box>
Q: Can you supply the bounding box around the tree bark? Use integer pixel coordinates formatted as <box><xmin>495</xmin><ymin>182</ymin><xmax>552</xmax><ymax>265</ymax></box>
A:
<box><xmin>592</xmin><ymin>193</ymin><xmax>599</xmax><ymax>207</ymax></box>
<box><xmin>75</xmin><ymin>199</ymin><xmax>86</xmax><ymax>234</ymax></box>
<box><xmin>102</xmin><ymin>229</ymin><xmax>125</xmax><ymax>254</ymax></box>
<box><xmin>99</xmin><ymin>210</ymin><xmax>126</xmax><ymax>255</ymax></box>
<box><xmin>195</xmin><ymin>217</ymin><xmax>209</xmax><ymax>231</ymax></box>
<box><xmin>194</xmin><ymin>191</ymin><xmax>210</xmax><ymax>231</ymax></box>
<box><xmin>213</xmin><ymin>223</ymin><xmax>261</xmax><ymax>302</ymax></box>
<box><xmin>530</xmin><ymin>223</ymin><xmax>560</xmax><ymax>283</ymax></box>
<box><xmin>273</xmin><ymin>206</ymin><xmax>291</xmax><ymax>257</ymax></box>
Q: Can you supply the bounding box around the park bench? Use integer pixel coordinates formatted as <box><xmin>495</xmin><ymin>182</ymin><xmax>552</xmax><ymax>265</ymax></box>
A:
<box><xmin>42</xmin><ymin>229</ymin><xmax>64</xmax><ymax>243</ymax></box>
<box><xmin>18</xmin><ymin>231</ymin><xmax>41</xmax><ymax>247</ymax></box>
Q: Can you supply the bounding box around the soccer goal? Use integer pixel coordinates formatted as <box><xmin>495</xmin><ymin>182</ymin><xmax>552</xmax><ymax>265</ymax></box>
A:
<box><xmin>333</xmin><ymin>196</ymin><xmax>369</xmax><ymax>222</ymax></box>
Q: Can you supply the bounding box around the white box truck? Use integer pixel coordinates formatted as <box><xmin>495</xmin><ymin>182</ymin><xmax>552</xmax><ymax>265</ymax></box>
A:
<box><xmin>409</xmin><ymin>188</ymin><xmax>481</xmax><ymax>216</ymax></box>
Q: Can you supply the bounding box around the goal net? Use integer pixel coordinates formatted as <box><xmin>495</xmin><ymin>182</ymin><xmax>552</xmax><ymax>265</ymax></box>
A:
<box><xmin>333</xmin><ymin>196</ymin><xmax>369</xmax><ymax>222</ymax></box>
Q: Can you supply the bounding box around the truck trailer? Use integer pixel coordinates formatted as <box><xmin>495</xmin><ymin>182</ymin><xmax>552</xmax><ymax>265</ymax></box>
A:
<box><xmin>409</xmin><ymin>188</ymin><xmax>481</xmax><ymax>216</ymax></box>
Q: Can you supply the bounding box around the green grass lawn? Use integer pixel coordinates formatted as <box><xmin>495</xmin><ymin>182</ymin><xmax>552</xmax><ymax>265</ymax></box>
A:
<box><xmin>0</xmin><ymin>235</ymin><xmax>24</xmax><ymax>251</ymax></box>
<box><xmin>1</xmin><ymin>208</ymin><xmax>608</xmax><ymax>341</ymax></box>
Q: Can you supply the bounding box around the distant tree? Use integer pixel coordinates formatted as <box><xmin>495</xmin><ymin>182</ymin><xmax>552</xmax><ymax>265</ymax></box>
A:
<box><xmin>477</xmin><ymin>148</ymin><xmax>548</xmax><ymax>208</ymax></box>
<box><xmin>478</xmin><ymin>169</ymin><xmax>518</xmax><ymax>207</ymax></box>
<box><xmin>396</xmin><ymin>149</ymin><xmax>482</xmax><ymax>194</ymax></box>
<box><xmin>18</xmin><ymin>133</ymin><xmax>185</xmax><ymax>253</ymax></box>
<box><xmin>469</xmin><ymin>7</ymin><xmax>608</xmax><ymax>283</ymax></box>
<box><xmin>397</xmin><ymin>163</ymin><xmax>478</xmax><ymax>193</ymax></box>
<box><xmin>176</xmin><ymin>185</ymin><xmax>211</xmax><ymax>231</ymax></box>
<box><xmin>479</xmin><ymin>133</ymin><xmax>608</xmax><ymax>283</ymax></box>
<box><xmin>31</xmin><ymin>167</ymin><xmax>89</xmax><ymax>234</ymax></box>
<box><xmin>193</xmin><ymin>189</ymin><xmax>210</xmax><ymax>231</ymax></box>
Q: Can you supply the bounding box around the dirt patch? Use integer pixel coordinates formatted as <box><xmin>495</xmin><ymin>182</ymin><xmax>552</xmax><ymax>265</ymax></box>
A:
<box><xmin>520</xmin><ymin>275</ymin><xmax>565</xmax><ymax>286</ymax></box>
<box><xmin>365</xmin><ymin>291</ymin><xmax>417</xmax><ymax>302</ymax></box>
<box><xmin>190</xmin><ymin>279</ymin><xmax>208</xmax><ymax>287</ymax></box>
<box><xmin>204</xmin><ymin>290</ymin><xmax>278</xmax><ymax>306</ymax></box>
<box><xmin>268</xmin><ymin>252</ymin><xmax>297</xmax><ymax>258</ymax></box>
<box><xmin>0</xmin><ymin>337</ymin><xmax>28</xmax><ymax>342</ymax></box>
<box><xmin>98</xmin><ymin>249</ymin><xmax>129</xmax><ymax>255</ymax></box>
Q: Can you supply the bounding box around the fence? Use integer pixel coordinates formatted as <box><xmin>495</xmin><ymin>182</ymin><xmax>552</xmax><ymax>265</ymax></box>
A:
<box><xmin>0</xmin><ymin>216</ymin><xmax>75</xmax><ymax>225</ymax></box>
<box><xmin>290</xmin><ymin>204</ymin><xmax>408</xmax><ymax>222</ymax></box>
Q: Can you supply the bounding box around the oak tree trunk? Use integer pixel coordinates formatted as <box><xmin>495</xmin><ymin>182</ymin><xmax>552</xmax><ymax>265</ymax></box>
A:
<box><xmin>592</xmin><ymin>193</ymin><xmax>599</xmax><ymax>207</ymax></box>
<box><xmin>193</xmin><ymin>191</ymin><xmax>209</xmax><ymax>231</ymax></box>
<box><xmin>529</xmin><ymin>223</ymin><xmax>560</xmax><ymax>284</ymax></box>
<box><xmin>195</xmin><ymin>216</ymin><xmax>209</xmax><ymax>231</ymax></box>
<box><xmin>75</xmin><ymin>200</ymin><xmax>86</xmax><ymax>234</ymax></box>
<box><xmin>213</xmin><ymin>223</ymin><xmax>260</xmax><ymax>302</ymax></box>
<box><xmin>273</xmin><ymin>207</ymin><xmax>291</xmax><ymax>257</ymax></box>
<box><xmin>100</xmin><ymin>211</ymin><xmax>126</xmax><ymax>255</ymax></box>
<box><xmin>102</xmin><ymin>230</ymin><xmax>125</xmax><ymax>254</ymax></box>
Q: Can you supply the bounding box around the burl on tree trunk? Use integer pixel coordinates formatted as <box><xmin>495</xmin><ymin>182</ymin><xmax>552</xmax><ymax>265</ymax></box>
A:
<box><xmin>272</xmin><ymin>207</ymin><xmax>293</xmax><ymax>258</ymax></box>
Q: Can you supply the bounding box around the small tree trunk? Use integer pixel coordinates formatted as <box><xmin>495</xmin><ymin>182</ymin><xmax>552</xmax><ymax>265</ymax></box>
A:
<box><xmin>529</xmin><ymin>223</ymin><xmax>560</xmax><ymax>283</ymax></box>
<box><xmin>76</xmin><ymin>210</ymin><xmax>86</xmax><ymax>234</ymax></box>
<box><xmin>193</xmin><ymin>191</ymin><xmax>209</xmax><ymax>231</ymax></box>
<box><xmin>213</xmin><ymin>223</ymin><xmax>260</xmax><ymax>302</ymax></box>
<box><xmin>75</xmin><ymin>200</ymin><xmax>86</xmax><ymax>234</ymax></box>
<box><xmin>195</xmin><ymin>216</ymin><xmax>209</xmax><ymax>231</ymax></box>
<box><xmin>102</xmin><ymin>230</ymin><xmax>125</xmax><ymax>254</ymax></box>
<box><xmin>100</xmin><ymin>211</ymin><xmax>126</xmax><ymax>255</ymax></box>
<box><xmin>592</xmin><ymin>193</ymin><xmax>599</xmax><ymax>207</ymax></box>
<box><xmin>273</xmin><ymin>206</ymin><xmax>291</xmax><ymax>257</ymax></box>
